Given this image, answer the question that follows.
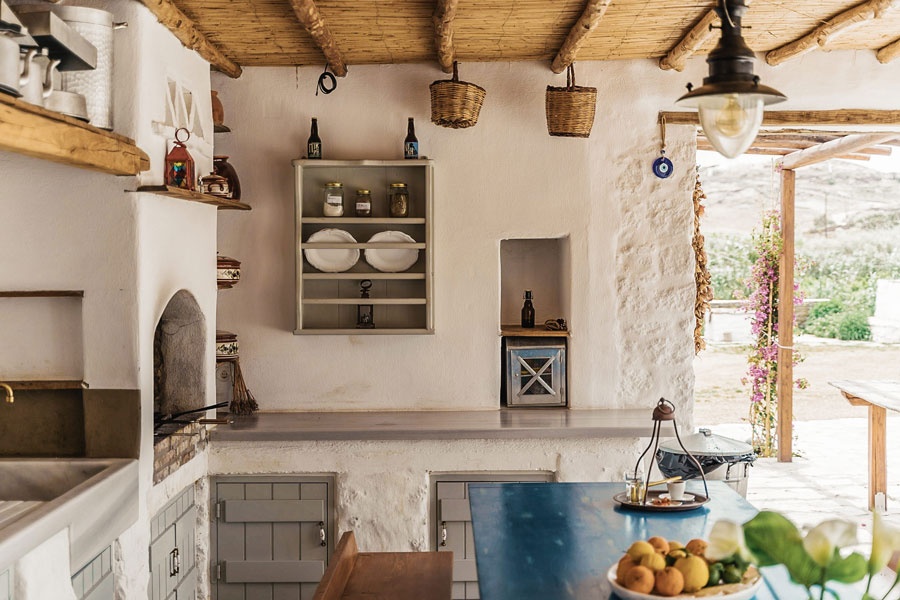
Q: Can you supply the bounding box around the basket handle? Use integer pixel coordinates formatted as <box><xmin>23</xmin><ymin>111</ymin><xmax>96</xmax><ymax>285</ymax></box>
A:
<box><xmin>567</xmin><ymin>64</ymin><xmax>575</xmax><ymax>89</ymax></box>
<box><xmin>452</xmin><ymin>61</ymin><xmax>459</xmax><ymax>82</ymax></box>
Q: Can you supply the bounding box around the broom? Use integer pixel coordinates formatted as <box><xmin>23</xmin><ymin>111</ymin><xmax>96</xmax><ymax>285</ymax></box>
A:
<box><xmin>230</xmin><ymin>358</ymin><xmax>258</xmax><ymax>415</ymax></box>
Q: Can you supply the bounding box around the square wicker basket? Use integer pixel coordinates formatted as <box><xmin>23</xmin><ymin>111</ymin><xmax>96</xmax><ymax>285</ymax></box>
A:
<box><xmin>545</xmin><ymin>65</ymin><xmax>597</xmax><ymax>138</ymax></box>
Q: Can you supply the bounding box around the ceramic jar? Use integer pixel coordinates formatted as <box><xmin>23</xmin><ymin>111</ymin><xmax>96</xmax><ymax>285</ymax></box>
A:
<box><xmin>199</xmin><ymin>172</ymin><xmax>230</xmax><ymax>197</ymax></box>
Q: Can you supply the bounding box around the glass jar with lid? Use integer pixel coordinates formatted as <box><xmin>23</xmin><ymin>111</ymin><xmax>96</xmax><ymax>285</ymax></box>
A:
<box><xmin>323</xmin><ymin>182</ymin><xmax>344</xmax><ymax>217</ymax></box>
<box><xmin>355</xmin><ymin>189</ymin><xmax>372</xmax><ymax>217</ymax></box>
<box><xmin>388</xmin><ymin>182</ymin><xmax>409</xmax><ymax>217</ymax></box>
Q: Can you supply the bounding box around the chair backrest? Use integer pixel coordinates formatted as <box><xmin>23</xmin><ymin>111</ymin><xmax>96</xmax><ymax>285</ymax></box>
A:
<box><xmin>312</xmin><ymin>531</ymin><xmax>358</xmax><ymax>600</ymax></box>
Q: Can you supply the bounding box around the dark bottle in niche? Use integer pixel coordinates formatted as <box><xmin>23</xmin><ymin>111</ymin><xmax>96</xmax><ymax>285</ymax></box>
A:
<box><xmin>404</xmin><ymin>117</ymin><xmax>418</xmax><ymax>159</ymax></box>
<box><xmin>307</xmin><ymin>117</ymin><xmax>322</xmax><ymax>159</ymax></box>
<box><xmin>521</xmin><ymin>290</ymin><xmax>535</xmax><ymax>328</ymax></box>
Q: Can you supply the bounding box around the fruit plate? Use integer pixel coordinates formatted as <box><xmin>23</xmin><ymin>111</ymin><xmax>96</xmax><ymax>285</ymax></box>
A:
<box><xmin>613</xmin><ymin>491</ymin><xmax>710</xmax><ymax>512</ymax></box>
<box><xmin>607</xmin><ymin>565</ymin><xmax>763</xmax><ymax>599</ymax></box>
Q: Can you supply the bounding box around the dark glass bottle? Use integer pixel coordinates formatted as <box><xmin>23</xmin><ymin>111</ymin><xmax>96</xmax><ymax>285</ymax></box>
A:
<box><xmin>307</xmin><ymin>118</ymin><xmax>322</xmax><ymax>159</ymax></box>
<box><xmin>404</xmin><ymin>117</ymin><xmax>418</xmax><ymax>159</ymax></box>
<box><xmin>521</xmin><ymin>290</ymin><xmax>535</xmax><ymax>328</ymax></box>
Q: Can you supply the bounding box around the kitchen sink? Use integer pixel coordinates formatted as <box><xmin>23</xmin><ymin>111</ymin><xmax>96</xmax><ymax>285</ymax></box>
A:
<box><xmin>0</xmin><ymin>458</ymin><xmax>138</xmax><ymax>572</ymax></box>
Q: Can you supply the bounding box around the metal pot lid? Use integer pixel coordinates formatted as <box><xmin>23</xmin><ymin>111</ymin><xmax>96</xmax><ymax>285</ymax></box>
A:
<box><xmin>659</xmin><ymin>428</ymin><xmax>752</xmax><ymax>457</ymax></box>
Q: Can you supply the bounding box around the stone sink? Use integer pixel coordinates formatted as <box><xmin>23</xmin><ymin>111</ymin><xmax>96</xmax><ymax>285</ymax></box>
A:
<box><xmin>0</xmin><ymin>458</ymin><xmax>138</xmax><ymax>572</ymax></box>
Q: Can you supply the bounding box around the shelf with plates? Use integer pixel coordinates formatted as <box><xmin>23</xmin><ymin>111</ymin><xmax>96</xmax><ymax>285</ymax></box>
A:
<box><xmin>293</xmin><ymin>159</ymin><xmax>434</xmax><ymax>334</ymax></box>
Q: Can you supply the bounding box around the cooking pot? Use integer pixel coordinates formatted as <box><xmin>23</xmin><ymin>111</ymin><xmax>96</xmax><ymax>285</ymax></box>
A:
<box><xmin>656</xmin><ymin>428</ymin><xmax>756</xmax><ymax>495</ymax></box>
<box><xmin>45</xmin><ymin>88</ymin><xmax>87</xmax><ymax>121</ymax></box>
<box><xmin>19</xmin><ymin>47</ymin><xmax>57</xmax><ymax>106</ymax></box>
<box><xmin>0</xmin><ymin>31</ymin><xmax>22</xmax><ymax>96</ymax></box>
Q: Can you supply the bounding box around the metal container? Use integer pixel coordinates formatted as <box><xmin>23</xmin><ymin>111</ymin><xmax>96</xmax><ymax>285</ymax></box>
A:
<box><xmin>505</xmin><ymin>337</ymin><xmax>567</xmax><ymax>407</ymax></box>
<box><xmin>656</xmin><ymin>428</ymin><xmax>756</xmax><ymax>497</ymax></box>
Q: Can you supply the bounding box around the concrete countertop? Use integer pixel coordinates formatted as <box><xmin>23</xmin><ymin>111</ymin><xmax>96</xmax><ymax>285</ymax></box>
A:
<box><xmin>211</xmin><ymin>409</ymin><xmax>676</xmax><ymax>442</ymax></box>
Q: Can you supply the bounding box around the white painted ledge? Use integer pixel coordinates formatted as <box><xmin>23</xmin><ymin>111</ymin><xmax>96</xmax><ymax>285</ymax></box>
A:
<box><xmin>210</xmin><ymin>409</ymin><xmax>674</xmax><ymax>442</ymax></box>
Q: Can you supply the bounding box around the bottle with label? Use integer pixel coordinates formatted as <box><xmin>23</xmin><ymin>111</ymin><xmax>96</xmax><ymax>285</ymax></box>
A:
<box><xmin>307</xmin><ymin>117</ymin><xmax>322</xmax><ymax>159</ymax></box>
<box><xmin>404</xmin><ymin>117</ymin><xmax>418</xmax><ymax>159</ymax></box>
<box><xmin>355</xmin><ymin>189</ymin><xmax>372</xmax><ymax>217</ymax></box>
<box><xmin>323</xmin><ymin>182</ymin><xmax>343</xmax><ymax>216</ymax></box>
<box><xmin>521</xmin><ymin>290</ymin><xmax>535</xmax><ymax>328</ymax></box>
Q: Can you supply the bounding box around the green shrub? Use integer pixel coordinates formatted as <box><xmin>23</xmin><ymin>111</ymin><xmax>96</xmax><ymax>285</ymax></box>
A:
<box><xmin>802</xmin><ymin>312</ymin><xmax>842</xmax><ymax>339</ymax></box>
<box><xmin>807</xmin><ymin>299</ymin><xmax>843</xmax><ymax>320</ymax></box>
<box><xmin>837</xmin><ymin>312</ymin><xmax>871</xmax><ymax>341</ymax></box>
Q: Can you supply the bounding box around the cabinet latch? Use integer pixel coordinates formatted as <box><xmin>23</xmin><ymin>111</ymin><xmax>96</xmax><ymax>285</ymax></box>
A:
<box><xmin>318</xmin><ymin>522</ymin><xmax>327</xmax><ymax>547</ymax></box>
<box><xmin>169</xmin><ymin>547</ymin><xmax>180</xmax><ymax>577</ymax></box>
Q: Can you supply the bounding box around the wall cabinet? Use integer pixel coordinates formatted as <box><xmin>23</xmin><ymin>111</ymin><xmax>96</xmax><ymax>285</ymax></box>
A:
<box><xmin>150</xmin><ymin>486</ymin><xmax>198</xmax><ymax>600</ymax></box>
<box><xmin>431</xmin><ymin>473</ymin><xmax>553</xmax><ymax>599</ymax></box>
<box><xmin>210</xmin><ymin>475</ymin><xmax>335</xmax><ymax>600</ymax></box>
<box><xmin>293</xmin><ymin>160</ymin><xmax>434</xmax><ymax>334</ymax></box>
<box><xmin>0</xmin><ymin>568</ymin><xmax>10</xmax><ymax>600</ymax></box>
<box><xmin>71</xmin><ymin>546</ymin><xmax>113</xmax><ymax>600</ymax></box>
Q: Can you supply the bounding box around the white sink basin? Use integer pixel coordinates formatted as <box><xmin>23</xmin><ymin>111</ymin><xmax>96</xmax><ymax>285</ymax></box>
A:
<box><xmin>0</xmin><ymin>458</ymin><xmax>138</xmax><ymax>572</ymax></box>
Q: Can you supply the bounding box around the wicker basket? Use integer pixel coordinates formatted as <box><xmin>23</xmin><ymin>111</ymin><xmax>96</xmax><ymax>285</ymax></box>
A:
<box><xmin>545</xmin><ymin>64</ymin><xmax>597</xmax><ymax>138</ymax></box>
<box><xmin>430</xmin><ymin>62</ymin><xmax>486</xmax><ymax>129</ymax></box>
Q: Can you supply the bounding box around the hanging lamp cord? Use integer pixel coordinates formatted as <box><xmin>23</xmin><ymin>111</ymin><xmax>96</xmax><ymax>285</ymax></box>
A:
<box><xmin>316</xmin><ymin>63</ymin><xmax>337</xmax><ymax>95</ymax></box>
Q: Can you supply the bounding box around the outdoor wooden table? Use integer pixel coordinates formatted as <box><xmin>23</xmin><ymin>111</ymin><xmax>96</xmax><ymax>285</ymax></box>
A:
<box><xmin>466</xmin><ymin>481</ymin><xmax>869</xmax><ymax>600</ymax></box>
<box><xmin>830</xmin><ymin>380</ymin><xmax>900</xmax><ymax>510</ymax></box>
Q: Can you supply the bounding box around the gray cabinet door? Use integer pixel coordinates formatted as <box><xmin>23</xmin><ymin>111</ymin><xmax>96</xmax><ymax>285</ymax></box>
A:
<box><xmin>150</xmin><ymin>526</ymin><xmax>177</xmax><ymax>600</ymax></box>
<box><xmin>212</xmin><ymin>479</ymin><xmax>332</xmax><ymax>600</ymax></box>
<box><xmin>150</xmin><ymin>486</ymin><xmax>197</xmax><ymax>600</ymax></box>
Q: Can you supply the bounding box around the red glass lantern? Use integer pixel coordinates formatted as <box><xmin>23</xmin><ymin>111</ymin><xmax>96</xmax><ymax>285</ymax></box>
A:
<box><xmin>165</xmin><ymin>127</ymin><xmax>195</xmax><ymax>190</ymax></box>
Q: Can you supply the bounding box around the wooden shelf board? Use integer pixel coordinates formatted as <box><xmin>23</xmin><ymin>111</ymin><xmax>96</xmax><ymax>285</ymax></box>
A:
<box><xmin>302</xmin><ymin>217</ymin><xmax>426</xmax><ymax>225</ymax></box>
<box><xmin>0</xmin><ymin>290</ymin><xmax>84</xmax><ymax>297</ymax></box>
<box><xmin>501</xmin><ymin>325</ymin><xmax>569</xmax><ymax>337</ymax></box>
<box><xmin>0</xmin><ymin>93</ymin><xmax>149</xmax><ymax>176</ymax></box>
<box><xmin>301</xmin><ymin>242</ymin><xmax>425</xmax><ymax>249</ymax></box>
<box><xmin>303</xmin><ymin>298</ymin><xmax>427</xmax><ymax>305</ymax></box>
<box><xmin>6</xmin><ymin>380</ymin><xmax>88</xmax><ymax>390</ymax></box>
<box><xmin>293</xmin><ymin>328</ymin><xmax>434</xmax><ymax>335</ymax></box>
<box><xmin>303</xmin><ymin>273</ymin><xmax>425</xmax><ymax>280</ymax></box>
<box><xmin>133</xmin><ymin>186</ymin><xmax>252</xmax><ymax>210</ymax></box>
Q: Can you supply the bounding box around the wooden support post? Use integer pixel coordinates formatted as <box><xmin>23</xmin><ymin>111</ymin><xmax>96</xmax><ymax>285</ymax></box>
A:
<box><xmin>766</xmin><ymin>0</ymin><xmax>900</xmax><ymax>66</ymax></box>
<box><xmin>136</xmin><ymin>0</ymin><xmax>242</xmax><ymax>78</ymax></box>
<box><xmin>777</xmin><ymin>168</ymin><xmax>796</xmax><ymax>463</ymax></box>
<box><xmin>869</xmin><ymin>404</ymin><xmax>888</xmax><ymax>510</ymax></box>
<box><xmin>780</xmin><ymin>133</ymin><xmax>897</xmax><ymax>170</ymax></box>
<box><xmin>433</xmin><ymin>0</ymin><xmax>459</xmax><ymax>74</ymax></box>
<box><xmin>659</xmin><ymin>10</ymin><xmax>718</xmax><ymax>72</ymax></box>
<box><xmin>288</xmin><ymin>0</ymin><xmax>348</xmax><ymax>77</ymax></box>
<box><xmin>550</xmin><ymin>0</ymin><xmax>613</xmax><ymax>73</ymax></box>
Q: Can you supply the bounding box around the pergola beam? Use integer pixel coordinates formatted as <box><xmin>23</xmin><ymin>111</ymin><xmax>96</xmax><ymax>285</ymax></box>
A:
<box><xmin>696</xmin><ymin>144</ymin><xmax>872</xmax><ymax>160</ymax></box>
<box><xmin>780</xmin><ymin>133</ymin><xmax>897</xmax><ymax>169</ymax></box>
<box><xmin>550</xmin><ymin>0</ymin><xmax>613</xmax><ymax>74</ymax></box>
<box><xmin>766</xmin><ymin>0</ymin><xmax>900</xmax><ymax>66</ymax></box>
<box><xmin>288</xmin><ymin>0</ymin><xmax>348</xmax><ymax>77</ymax></box>
<box><xmin>659</xmin><ymin>10</ymin><xmax>718</xmax><ymax>72</ymax></box>
<box><xmin>137</xmin><ymin>0</ymin><xmax>242</xmax><ymax>78</ymax></box>
<box><xmin>433</xmin><ymin>0</ymin><xmax>459</xmax><ymax>74</ymax></box>
<box><xmin>660</xmin><ymin>109</ymin><xmax>900</xmax><ymax>127</ymax></box>
<box><xmin>876</xmin><ymin>36</ymin><xmax>900</xmax><ymax>63</ymax></box>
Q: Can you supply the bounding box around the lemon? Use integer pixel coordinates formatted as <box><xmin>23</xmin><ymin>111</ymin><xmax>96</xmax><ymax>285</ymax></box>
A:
<box><xmin>668</xmin><ymin>540</ymin><xmax>684</xmax><ymax>550</ymax></box>
<box><xmin>626</xmin><ymin>540</ymin><xmax>656</xmax><ymax>561</ymax></box>
<box><xmin>675</xmin><ymin>555</ymin><xmax>710</xmax><ymax>593</ymax></box>
<box><xmin>640</xmin><ymin>551</ymin><xmax>666</xmax><ymax>572</ymax></box>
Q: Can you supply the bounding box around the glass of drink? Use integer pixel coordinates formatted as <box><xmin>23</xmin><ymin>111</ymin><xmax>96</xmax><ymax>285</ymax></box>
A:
<box><xmin>624</xmin><ymin>469</ymin><xmax>645</xmax><ymax>504</ymax></box>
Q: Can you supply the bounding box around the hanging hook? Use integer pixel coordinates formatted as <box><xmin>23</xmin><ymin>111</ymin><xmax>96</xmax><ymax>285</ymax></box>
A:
<box><xmin>659</xmin><ymin>115</ymin><xmax>667</xmax><ymax>154</ymax></box>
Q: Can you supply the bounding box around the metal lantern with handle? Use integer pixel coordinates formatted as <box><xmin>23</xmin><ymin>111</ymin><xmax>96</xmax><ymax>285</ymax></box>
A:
<box><xmin>165</xmin><ymin>127</ymin><xmax>195</xmax><ymax>190</ymax></box>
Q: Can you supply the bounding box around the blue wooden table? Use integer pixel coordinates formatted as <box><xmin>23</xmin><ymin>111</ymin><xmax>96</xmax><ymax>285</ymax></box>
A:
<box><xmin>467</xmin><ymin>481</ymin><xmax>818</xmax><ymax>600</ymax></box>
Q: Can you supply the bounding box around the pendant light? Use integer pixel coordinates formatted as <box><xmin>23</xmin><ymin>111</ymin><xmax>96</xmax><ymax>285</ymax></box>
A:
<box><xmin>676</xmin><ymin>0</ymin><xmax>786</xmax><ymax>158</ymax></box>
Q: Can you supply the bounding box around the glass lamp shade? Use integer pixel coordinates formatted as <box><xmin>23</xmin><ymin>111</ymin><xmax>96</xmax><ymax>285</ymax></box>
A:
<box><xmin>697</xmin><ymin>93</ymin><xmax>764</xmax><ymax>158</ymax></box>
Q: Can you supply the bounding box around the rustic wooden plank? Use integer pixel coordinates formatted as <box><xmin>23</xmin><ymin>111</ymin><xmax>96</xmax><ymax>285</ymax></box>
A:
<box><xmin>659</xmin><ymin>10</ymin><xmax>718</xmax><ymax>72</ymax></box>
<box><xmin>842</xmin><ymin>391</ymin><xmax>873</xmax><ymax>407</ymax></box>
<box><xmin>136</xmin><ymin>0</ymin><xmax>242</xmax><ymax>78</ymax></box>
<box><xmin>287</xmin><ymin>0</ymin><xmax>348</xmax><ymax>77</ymax></box>
<box><xmin>433</xmin><ymin>0</ymin><xmax>458</xmax><ymax>73</ymax></box>
<box><xmin>777</xmin><ymin>168</ymin><xmax>795</xmax><ymax>463</ymax></box>
<box><xmin>500</xmin><ymin>325</ymin><xmax>569</xmax><ymax>337</ymax></box>
<box><xmin>832</xmin><ymin>381</ymin><xmax>900</xmax><ymax>412</ymax></box>
<box><xmin>0</xmin><ymin>93</ymin><xmax>149</xmax><ymax>176</ymax></box>
<box><xmin>766</xmin><ymin>0</ymin><xmax>900</xmax><ymax>66</ymax></box>
<box><xmin>0</xmin><ymin>290</ymin><xmax>83</xmax><ymax>297</ymax></box>
<box><xmin>660</xmin><ymin>109</ymin><xmax>900</xmax><ymax>127</ymax></box>
<box><xmin>780</xmin><ymin>133</ymin><xmax>897</xmax><ymax>169</ymax></box>
<box><xmin>551</xmin><ymin>0</ymin><xmax>613</xmax><ymax>73</ymax></box>
<box><xmin>870</xmin><ymin>404</ymin><xmax>888</xmax><ymax>510</ymax></box>
<box><xmin>5</xmin><ymin>380</ymin><xmax>88</xmax><ymax>391</ymax></box>
<box><xmin>313</xmin><ymin>531</ymin><xmax>358</xmax><ymax>600</ymax></box>
<box><xmin>133</xmin><ymin>186</ymin><xmax>252</xmax><ymax>211</ymax></box>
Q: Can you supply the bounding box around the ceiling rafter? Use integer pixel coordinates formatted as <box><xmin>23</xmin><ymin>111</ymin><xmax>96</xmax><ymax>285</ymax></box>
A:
<box><xmin>876</xmin><ymin>36</ymin><xmax>900</xmax><ymax>62</ymax></box>
<box><xmin>659</xmin><ymin>10</ymin><xmax>718</xmax><ymax>72</ymax></box>
<box><xmin>288</xmin><ymin>0</ymin><xmax>348</xmax><ymax>77</ymax></box>
<box><xmin>780</xmin><ymin>133</ymin><xmax>897</xmax><ymax>169</ymax></box>
<box><xmin>765</xmin><ymin>0</ymin><xmax>900</xmax><ymax>66</ymax></box>
<box><xmin>137</xmin><ymin>0</ymin><xmax>242</xmax><ymax>78</ymax></box>
<box><xmin>660</xmin><ymin>109</ymin><xmax>900</xmax><ymax>127</ymax></box>
<box><xmin>433</xmin><ymin>0</ymin><xmax>459</xmax><ymax>74</ymax></box>
<box><xmin>550</xmin><ymin>0</ymin><xmax>613</xmax><ymax>74</ymax></box>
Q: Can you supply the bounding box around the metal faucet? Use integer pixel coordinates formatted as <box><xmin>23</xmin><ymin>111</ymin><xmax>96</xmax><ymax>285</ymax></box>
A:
<box><xmin>0</xmin><ymin>383</ymin><xmax>13</xmax><ymax>404</ymax></box>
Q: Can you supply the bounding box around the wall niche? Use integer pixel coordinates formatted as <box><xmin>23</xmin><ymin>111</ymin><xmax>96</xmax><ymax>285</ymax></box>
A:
<box><xmin>499</xmin><ymin>237</ymin><xmax>570</xmax><ymax>331</ymax></box>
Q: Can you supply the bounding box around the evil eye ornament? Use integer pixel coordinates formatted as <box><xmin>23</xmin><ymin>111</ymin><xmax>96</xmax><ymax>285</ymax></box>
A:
<box><xmin>653</xmin><ymin>154</ymin><xmax>673</xmax><ymax>179</ymax></box>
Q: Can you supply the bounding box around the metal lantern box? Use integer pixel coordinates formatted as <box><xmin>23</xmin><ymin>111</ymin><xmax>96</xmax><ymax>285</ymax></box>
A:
<box><xmin>505</xmin><ymin>337</ymin><xmax>567</xmax><ymax>407</ymax></box>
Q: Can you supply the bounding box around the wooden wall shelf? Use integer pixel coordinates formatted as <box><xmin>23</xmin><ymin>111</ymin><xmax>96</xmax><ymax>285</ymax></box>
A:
<box><xmin>0</xmin><ymin>93</ymin><xmax>149</xmax><ymax>176</ymax></box>
<box><xmin>134</xmin><ymin>186</ymin><xmax>252</xmax><ymax>210</ymax></box>
<box><xmin>500</xmin><ymin>325</ymin><xmax>569</xmax><ymax>337</ymax></box>
<box><xmin>5</xmin><ymin>380</ymin><xmax>89</xmax><ymax>391</ymax></box>
<box><xmin>0</xmin><ymin>290</ymin><xmax>84</xmax><ymax>297</ymax></box>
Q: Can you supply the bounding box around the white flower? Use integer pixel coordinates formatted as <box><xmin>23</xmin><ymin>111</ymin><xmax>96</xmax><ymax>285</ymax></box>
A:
<box><xmin>708</xmin><ymin>520</ymin><xmax>753</xmax><ymax>562</ymax></box>
<box><xmin>869</xmin><ymin>510</ymin><xmax>900</xmax><ymax>575</ymax></box>
<box><xmin>802</xmin><ymin>519</ymin><xmax>857</xmax><ymax>568</ymax></box>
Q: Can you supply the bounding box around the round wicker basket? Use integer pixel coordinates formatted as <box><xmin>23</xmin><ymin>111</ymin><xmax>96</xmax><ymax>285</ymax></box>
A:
<box><xmin>430</xmin><ymin>62</ymin><xmax>486</xmax><ymax>129</ymax></box>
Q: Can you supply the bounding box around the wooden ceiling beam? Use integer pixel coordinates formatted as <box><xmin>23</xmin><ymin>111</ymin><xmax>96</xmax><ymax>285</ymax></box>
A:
<box><xmin>659</xmin><ymin>10</ymin><xmax>718</xmax><ymax>72</ymax></box>
<box><xmin>697</xmin><ymin>143</ymin><xmax>872</xmax><ymax>161</ymax></box>
<box><xmin>137</xmin><ymin>0</ymin><xmax>242</xmax><ymax>78</ymax></box>
<box><xmin>550</xmin><ymin>0</ymin><xmax>613</xmax><ymax>74</ymax></box>
<box><xmin>660</xmin><ymin>110</ymin><xmax>900</xmax><ymax>127</ymax></box>
<box><xmin>288</xmin><ymin>0</ymin><xmax>348</xmax><ymax>77</ymax></box>
<box><xmin>876</xmin><ymin>36</ymin><xmax>900</xmax><ymax>63</ymax></box>
<box><xmin>780</xmin><ymin>133</ymin><xmax>896</xmax><ymax>169</ymax></box>
<box><xmin>766</xmin><ymin>0</ymin><xmax>900</xmax><ymax>66</ymax></box>
<box><xmin>433</xmin><ymin>0</ymin><xmax>459</xmax><ymax>74</ymax></box>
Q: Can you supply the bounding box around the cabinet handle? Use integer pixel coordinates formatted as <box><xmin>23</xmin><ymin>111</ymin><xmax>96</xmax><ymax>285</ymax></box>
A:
<box><xmin>318</xmin><ymin>522</ymin><xmax>327</xmax><ymax>547</ymax></box>
<box><xmin>169</xmin><ymin>547</ymin><xmax>180</xmax><ymax>577</ymax></box>
<box><xmin>440</xmin><ymin>521</ymin><xmax>447</xmax><ymax>547</ymax></box>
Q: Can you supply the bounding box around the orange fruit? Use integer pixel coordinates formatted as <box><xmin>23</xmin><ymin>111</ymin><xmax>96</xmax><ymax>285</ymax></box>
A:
<box><xmin>623</xmin><ymin>565</ymin><xmax>655</xmax><ymax>594</ymax></box>
<box><xmin>648</xmin><ymin>536</ymin><xmax>670</xmax><ymax>554</ymax></box>
<box><xmin>685</xmin><ymin>538</ymin><xmax>708</xmax><ymax>558</ymax></box>
<box><xmin>616</xmin><ymin>555</ymin><xmax>637</xmax><ymax>582</ymax></box>
<box><xmin>654</xmin><ymin>566</ymin><xmax>686</xmax><ymax>597</ymax></box>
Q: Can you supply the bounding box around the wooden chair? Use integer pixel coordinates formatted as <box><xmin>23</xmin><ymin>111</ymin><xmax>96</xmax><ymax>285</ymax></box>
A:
<box><xmin>313</xmin><ymin>531</ymin><xmax>453</xmax><ymax>600</ymax></box>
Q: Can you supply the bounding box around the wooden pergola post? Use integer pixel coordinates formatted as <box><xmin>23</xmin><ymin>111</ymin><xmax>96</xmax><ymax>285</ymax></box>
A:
<box><xmin>777</xmin><ymin>168</ymin><xmax>796</xmax><ymax>462</ymax></box>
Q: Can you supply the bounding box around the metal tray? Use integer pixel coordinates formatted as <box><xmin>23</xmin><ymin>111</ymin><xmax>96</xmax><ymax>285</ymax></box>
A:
<box><xmin>613</xmin><ymin>490</ymin><xmax>710</xmax><ymax>512</ymax></box>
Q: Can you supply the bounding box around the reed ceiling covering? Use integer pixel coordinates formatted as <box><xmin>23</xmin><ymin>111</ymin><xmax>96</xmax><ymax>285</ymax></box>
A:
<box><xmin>143</xmin><ymin>0</ymin><xmax>900</xmax><ymax>78</ymax></box>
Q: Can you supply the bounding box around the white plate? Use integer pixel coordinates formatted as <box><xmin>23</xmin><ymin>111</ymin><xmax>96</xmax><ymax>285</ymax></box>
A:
<box><xmin>364</xmin><ymin>231</ymin><xmax>419</xmax><ymax>273</ymax></box>
<box><xmin>607</xmin><ymin>564</ymin><xmax>762</xmax><ymax>600</ymax></box>
<box><xmin>660</xmin><ymin>493</ymin><xmax>695</xmax><ymax>502</ymax></box>
<box><xmin>304</xmin><ymin>229</ymin><xmax>360</xmax><ymax>273</ymax></box>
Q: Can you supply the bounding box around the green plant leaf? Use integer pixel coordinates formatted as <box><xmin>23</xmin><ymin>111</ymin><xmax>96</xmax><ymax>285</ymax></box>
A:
<box><xmin>743</xmin><ymin>511</ymin><xmax>823</xmax><ymax>587</ymax></box>
<box><xmin>824</xmin><ymin>551</ymin><xmax>867</xmax><ymax>583</ymax></box>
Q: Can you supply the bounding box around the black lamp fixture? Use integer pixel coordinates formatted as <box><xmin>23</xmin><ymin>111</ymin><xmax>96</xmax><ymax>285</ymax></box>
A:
<box><xmin>676</xmin><ymin>0</ymin><xmax>786</xmax><ymax>158</ymax></box>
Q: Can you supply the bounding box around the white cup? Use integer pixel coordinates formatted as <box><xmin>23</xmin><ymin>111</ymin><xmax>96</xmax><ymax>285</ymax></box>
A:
<box><xmin>667</xmin><ymin>481</ymin><xmax>686</xmax><ymax>501</ymax></box>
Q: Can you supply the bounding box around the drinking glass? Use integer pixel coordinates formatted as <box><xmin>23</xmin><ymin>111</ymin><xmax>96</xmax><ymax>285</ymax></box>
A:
<box><xmin>624</xmin><ymin>469</ymin><xmax>645</xmax><ymax>503</ymax></box>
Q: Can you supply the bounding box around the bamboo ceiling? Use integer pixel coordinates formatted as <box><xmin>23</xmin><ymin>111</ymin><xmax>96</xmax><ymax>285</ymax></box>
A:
<box><xmin>143</xmin><ymin>0</ymin><xmax>900</xmax><ymax>78</ymax></box>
